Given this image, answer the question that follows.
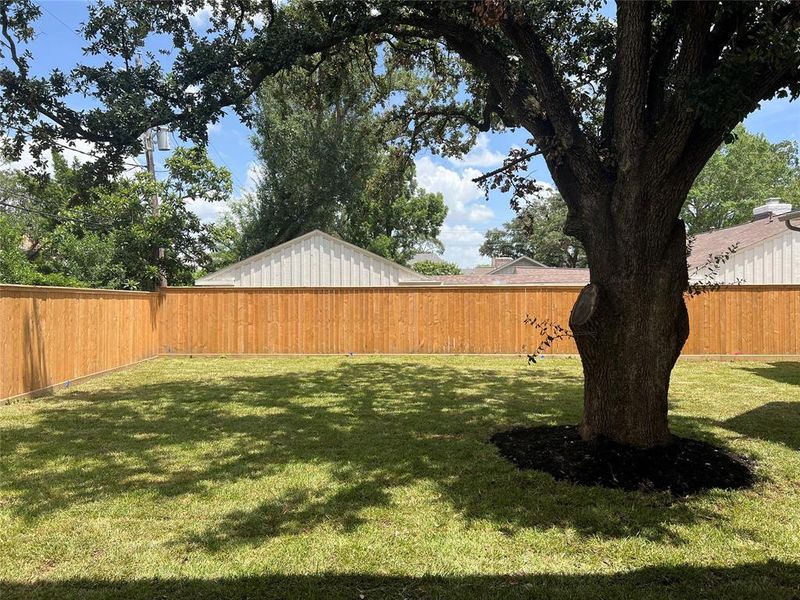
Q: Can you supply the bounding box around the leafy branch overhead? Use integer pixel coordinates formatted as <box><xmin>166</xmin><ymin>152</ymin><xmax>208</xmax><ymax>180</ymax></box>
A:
<box><xmin>3</xmin><ymin>1</ymin><xmax>799</xmax><ymax>190</ymax></box>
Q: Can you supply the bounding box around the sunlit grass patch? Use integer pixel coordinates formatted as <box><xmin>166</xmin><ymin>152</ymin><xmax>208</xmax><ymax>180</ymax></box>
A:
<box><xmin>1</xmin><ymin>356</ymin><xmax>799</xmax><ymax>598</ymax></box>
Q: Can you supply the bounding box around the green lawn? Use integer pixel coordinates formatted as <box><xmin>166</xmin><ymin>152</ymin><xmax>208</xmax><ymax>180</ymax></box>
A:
<box><xmin>1</xmin><ymin>356</ymin><xmax>800</xmax><ymax>599</ymax></box>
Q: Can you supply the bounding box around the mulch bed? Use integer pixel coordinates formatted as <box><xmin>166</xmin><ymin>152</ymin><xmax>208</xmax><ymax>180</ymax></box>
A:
<box><xmin>490</xmin><ymin>425</ymin><xmax>756</xmax><ymax>496</ymax></box>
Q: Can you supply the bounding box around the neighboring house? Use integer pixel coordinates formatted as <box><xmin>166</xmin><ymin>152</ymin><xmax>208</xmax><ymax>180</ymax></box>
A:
<box><xmin>442</xmin><ymin>255</ymin><xmax>586</xmax><ymax>285</ymax></box>
<box><xmin>408</xmin><ymin>252</ymin><xmax>444</xmax><ymax>265</ymax></box>
<box><xmin>197</xmin><ymin>204</ymin><xmax>799</xmax><ymax>288</ymax></box>
<box><xmin>197</xmin><ymin>232</ymin><xmax>588</xmax><ymax>287</ymax></box>
<box><xmin>196</xmin><ymin>229</ymin><xmax>430</xmax><ymax>287</ymax></box>
<box><xmin>780</xmin><ymin>209</ymin><xmax>800</xmax><ymax>232</ymax></box>
<box><xmin>486</xmin><ymin>255</ymin><xmax>548</xmax><ymax>274</ymax></box>
<box><xmin>464</xmin><ymin>256</ymin><xmax>547</xmax><ymax>276</ymax></box>
<box><xmin>430</xmin><ymin>268</ymin><xmax>590</xmax><ymax>286</ymax></box>
<box><xmin>689</xmin><ymin>201</ymin><xmax>800</xmax><ymax>284</ymax></box>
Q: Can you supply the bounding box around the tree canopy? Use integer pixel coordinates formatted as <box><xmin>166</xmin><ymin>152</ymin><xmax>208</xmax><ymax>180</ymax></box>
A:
<box><xmin>228</xmin><ymin>48</ymin><xmax>446</xmax><ymax>264</ymax></box>
<box><xmin>0</xmin><ymin>147</ymin><xmax>232</xmax><ymax>289</ymax></box>
<box><xmin>682</xmin><ymin>124</ymin><xmax>800</xmax><ymax>234</ymax></box>
<box><xmin>480</xmin><ymin>193</ymin><xmax>587</xmax><ymax>268</ymax></box>
<box><xmin>411</xmin><ymin>259</ymin><xmax>461</xmax><ymax>276</ymax></box>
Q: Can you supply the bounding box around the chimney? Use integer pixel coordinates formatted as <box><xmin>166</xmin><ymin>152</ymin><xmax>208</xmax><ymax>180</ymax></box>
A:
<box><xmin>752</xmin><ymin>198</ymin><xmax>793</xmax><ymax>221</ymax></box>
<box><xmin>491</xmin><ymin>256</ymin><xmax>512</xmax><ymax>268</ymax></box>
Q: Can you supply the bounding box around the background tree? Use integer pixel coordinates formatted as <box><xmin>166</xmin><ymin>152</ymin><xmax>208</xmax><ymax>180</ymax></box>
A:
<box><xmin>234</xmin><ymin>47</ymin><xmax>446</xmax><ymax>264</ymax></box>
<box><xmin>480</xmin><ymin>193</ymin><xmax>587</xmax><ymax>268</ymax></box>
<box><xmin>411</xmin><ymin>259</ymin><xmax>461</xmax><ymax>276</ymax></box>
<box><xmin>3</xmin><ymin>0</ymin><xmax>800</xmax><ymax>450</ymax></box>
<box><xmin>682</xmin><ymin>124</ymin><xmax>800</xmax><ymax>234</ymax></box>
<box><xmin>0</xmin><ymin>212</ymin><xmax>80</xmax><ymax>285</ymax></box>
<box><xmin>1</xmin><ymin>148</ymin><xmax>231</xmax><ymax>289</ymax></box>
<box><xmin>345</xmin><ymin>150</ymin><xmax>446</xmax><ymax>264</ymax></box>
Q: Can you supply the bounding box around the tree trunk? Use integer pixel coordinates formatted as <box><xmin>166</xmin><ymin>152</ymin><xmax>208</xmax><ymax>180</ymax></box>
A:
<box><xmin>570</xmin><ymin>200</ymin><xmax>691</xmax><ymax>448</ymax></box>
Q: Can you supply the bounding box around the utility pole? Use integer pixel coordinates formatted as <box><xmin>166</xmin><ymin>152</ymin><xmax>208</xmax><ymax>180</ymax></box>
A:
<box><xmin>142</xmin><ymin>127</ymin><xmax>170</xmax><ymax>288</ymax></box>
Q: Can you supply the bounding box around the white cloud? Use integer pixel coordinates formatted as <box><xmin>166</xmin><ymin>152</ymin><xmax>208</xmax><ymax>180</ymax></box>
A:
<box><xmin>414</xmin><ymin>156</ymin><xmax>494</xmax><ymax>224</ymax></box>
<box><xmin>183</xmin><ymin>3</ymin><xmax>269</xmax><ymax>31</ymax></box>
<box><xmin>242</xmin><ymin>161</ymin><xmax>262</xmax><ymax>194</ymax></box>
<box><xmin>4</xmin><ymin>138</ymin><xmax>141</xmax><ymax>178</ymax></box>
<box><xmin>55</xmin><ymin>139</ymin><xmax>97</xmax><ymax>166</ymax></box>
<box><xmin>187</xmin><ymin>161</ymin><xmax>261</xmax><ymax>224</ymax></box>
<box><xmin>185</xmin><ymin>196</ymin><xmax>224</xmax><ymax>223</ymax></box>
<box><xmin>438</xmin><ymin>224</ymin><xmax>487</xmax><ymax>267</ymax></box>
<box><xmin>184</xmin><ymin>3</ymin><xmax>213</xmax><ymax>28</ymax></box>
<box><xmin>447</xmin><ymin>133</ymin><xmax>505</xmax><ymax>168</ymax></box>
<box><xmin>250</xmin><ymin>12</ymin><xmax>266</xmax><ymax>28</ymax></box>
<box><xmin>468</xmin><ymin>204</ymin><xmax>494</xmax><ymax>222</ymax></box>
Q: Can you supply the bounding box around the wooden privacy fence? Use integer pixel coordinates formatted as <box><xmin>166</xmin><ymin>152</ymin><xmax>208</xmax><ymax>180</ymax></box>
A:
<box><xmin>159</xmin><ymin>286</ymin><xmax>581</xmax><ymax>355</ymax></box>
<box><xmin>1</xmin><ymin>286</ymin><xmax>160</xmax><ymax>400</ymax></box>
<box><xmin>160</xmin><ymin>286</ymin><xmax>800</xmax><ymax>356</ymax></box>
<box><xmin>2</xmin><ymin>284</ymin><xmax>800</xmax><ymax>400</ymax></box>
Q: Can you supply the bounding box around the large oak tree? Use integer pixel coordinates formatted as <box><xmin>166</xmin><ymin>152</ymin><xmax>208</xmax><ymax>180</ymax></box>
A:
<box><xmin>2</xmin><ymin>0</ymin><xmax>799</xmax><ymax>447</ymax></box>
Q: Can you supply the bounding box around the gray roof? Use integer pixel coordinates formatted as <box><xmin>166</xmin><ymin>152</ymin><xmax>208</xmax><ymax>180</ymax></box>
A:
<box><xmin>409</xmin><ymin>252</ymin><xmax>445</xmax><ymax>265</ymax></box>
<box><xmin>687</xmin><ymin>218</ymin><xmax>790</xmax><ymax>269</ymax></box>
<box><xmin>431</xmin><ymin>269</ymin><xmax>590</xmax><ymax>286</ymax></box>
<box><xmin>487</xmin><ymin>255</ymin><xmax>548</xmax><ymax>274</ymax></box>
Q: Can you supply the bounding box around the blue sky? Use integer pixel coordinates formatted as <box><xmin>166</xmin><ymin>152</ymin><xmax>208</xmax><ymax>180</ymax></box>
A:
<box><xmin>14</xmin><ymin>1</ymin><xmax>800</xmax><ymax>266</ymax></box>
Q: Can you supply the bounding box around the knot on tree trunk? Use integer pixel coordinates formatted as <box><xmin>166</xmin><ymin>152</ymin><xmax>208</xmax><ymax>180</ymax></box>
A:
<box><xmin>569</xmin><ymin>283</ymin><xmax>600</xmax><ymax>330</ymax></box>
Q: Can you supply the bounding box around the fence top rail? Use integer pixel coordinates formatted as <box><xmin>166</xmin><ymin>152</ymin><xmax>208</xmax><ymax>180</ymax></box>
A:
<box><xmin>0</xmin><ymin>284</ymin><xmax>157</xmax><ymax>297</ymax></box>
<box><xmin>162</xmin><ymin>284</ymin><xmax>800</xmax><ymax>292</ymax></box>
<box><xmin>163</xmin><ymin>284</ymin><xmax>587</xmax><ymax>292</ymax></box>
<box><xmin>4</xmin><ymin>283</ymin><xmax>800</xmax><ymax>296</ymax></box>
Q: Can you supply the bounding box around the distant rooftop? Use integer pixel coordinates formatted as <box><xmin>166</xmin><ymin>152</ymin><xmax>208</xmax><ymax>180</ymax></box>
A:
<box><xmin>688</xmin><ymin>215</ymin><xmax>791</xmax><ymax>269</ymax></box>
<box><xmin>430</xmin><ymin>268</ymin><xmax>590</xmax><ymax>286</ymax></box>
<box><xmin>408</xmin><ymin>252</ymin><xmax>444</xmax><ymax>265</ymax></box>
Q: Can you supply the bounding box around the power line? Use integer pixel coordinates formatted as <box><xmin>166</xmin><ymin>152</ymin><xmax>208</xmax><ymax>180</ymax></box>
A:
<box><xmin>47</xmin><ymin>140</ymin><xmax>159</xmax><ymax>172</ymax></box>
<box><xmin>204</xmin><ymin>135</ymin><xmax>251</xmax><ymax>194</ymax></box>
<box><xmin>5</xmin><ymin>126</ymin><xmax>165</xmax><ymax>172</ymax></box>
<box><xmin>169</xmin><ymin>130</ymin><xmax>252</xmax><ymax>196</ymax></box>
<box><xmin>41</xmin><ymin>5</ymin><xmax>84</xmax><ymax>41</ymax></box>
<box><xmin>0</xmin><ymin>200</ymin><xmax>112</xmax><ymax>229</ymax></box>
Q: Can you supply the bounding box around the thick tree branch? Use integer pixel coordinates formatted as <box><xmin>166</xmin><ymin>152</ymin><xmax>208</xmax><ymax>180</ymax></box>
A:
<box><xmin>471</xmin><ymin>149</ymin><xmax>542</xmax><ymax>184</ymax></box>
<box><xmin>499</xmin><ymin>13</ymin><xmax>605</xmax><ymax>185</ymax></box>
<box><xmin>644</xmin><ymin>2</ymin><xmax>685</xmax><ymax>127</ymax></box>
<box><xmin>645</xmin><ymin>3</ymin><xmax>720</xmax><ymax>183</ymax></box>
<box><xmin>612</xmin><ymin>1</ymin><xmax>651</xmax><ymax>174</ymax></box>
<box><xmin>700</xmin><ymin>3</ymin><xmax>755</xmax><ymax>75</ymax></box>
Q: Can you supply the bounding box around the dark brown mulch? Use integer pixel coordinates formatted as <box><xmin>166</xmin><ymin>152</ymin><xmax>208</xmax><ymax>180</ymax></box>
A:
<box><xmin>490</xmin><ymin>425</ymin><xmax>756</xmax><ymax>496</ymax></box>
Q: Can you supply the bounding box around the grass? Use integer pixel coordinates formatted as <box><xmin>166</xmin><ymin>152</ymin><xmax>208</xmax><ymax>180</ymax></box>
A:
<box><xmin>1</xmin><ymin>355</ymin><xmax>799</xmax><ymax>599</ymax></box>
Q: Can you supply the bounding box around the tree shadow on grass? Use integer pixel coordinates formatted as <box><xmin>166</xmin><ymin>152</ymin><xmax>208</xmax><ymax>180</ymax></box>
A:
<box><xmin>739</xmin><ymin>362</ymin><xmax>800</xmax><ymax>387</ymax></box>
<box><xmin>2</xmin><ymin>562</ymin><xmax>799</xmax><ymax>600</ymax></box>
<box><xmin>719</xmin><ymin>401</ymin><xmax>800</xmax><ymax>451</ymax></box>
<box><xmin>673</xmin><ymin>362</ymin><xmax>800</xmax><ymax>451</ymax></box>
<box><xmin>0</xmin><ymin>360</ymin><xmax>747</xmax><ymax>547</ymax></box>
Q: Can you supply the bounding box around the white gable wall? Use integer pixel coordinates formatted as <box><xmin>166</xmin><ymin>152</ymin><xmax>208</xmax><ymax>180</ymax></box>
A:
<box><xmin>488</xmin><ymin>256</ymin><xmax>548</xmax><ymax>275</ymax></box>
<box><xmin>197</xmin><ymin>231</ymin><xmax>424</xmax><ymax>287</ymax></box>
<box><xmin>692</xmin><ymin>228</ymin><xmax>800</xmax><ymax>284</ymax></box>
